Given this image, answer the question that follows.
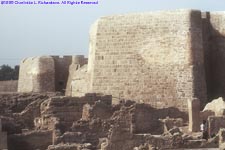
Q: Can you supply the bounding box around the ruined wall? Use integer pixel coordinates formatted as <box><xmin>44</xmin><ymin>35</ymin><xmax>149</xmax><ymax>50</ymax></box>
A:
<box><xmin>8</xmin><ymin>130</ymin><xmax>52</xmax><ymax>150</ymax></box>
<box><xmin>0</xmin><ymin>119</ymin><xmax>7</xmax><ymax>150</ymax></box>
<box><xmin>65</xmin><ymin>55</ymin><xmax>88</xmax><ymax>96</ymax></box>
<box><xmin>0</xmin><ymin>80</ymin><xmax>18</xmax><ymax>92</ymax></box>
<box><xmin>52</xmin><ymin>56</ymin><xmax>72</xmax><ymax>93</ymax></box>
<box><xmin>18</xmin><ymin>56</ymin><xmax>55</xmax><ymax>93</ymax></box>
<box><xmin>18</xmin><ymin>55</ymin><xmax>86</xmax><ymax>93</ymax></box>
<box><xmin>88</xmin><ymin>10</ymin><xmax>207</xmax><ymax>111</ymax></box>
<box><xmin>35</xmin><ymin>93</ymin><xmax>112</xmax><ymax>131</ymax></box>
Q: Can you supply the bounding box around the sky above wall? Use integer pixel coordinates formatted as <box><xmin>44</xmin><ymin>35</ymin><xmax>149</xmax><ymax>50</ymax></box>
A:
<box><xmin>0</xmin><ymin>0</ymin><xmax>225</xmax><ymax>66</ymax></box>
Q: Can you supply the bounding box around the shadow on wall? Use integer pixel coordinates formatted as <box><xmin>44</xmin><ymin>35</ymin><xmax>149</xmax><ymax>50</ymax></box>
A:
<box><xmin>133</xmin><ymin>103</ymin><xmax>188</xmax><ymax>135</ymax></box>
<box><xmin>202</xmin><ymin>12</ymin><xmax>225</xmax><ymax>104</ymax></box>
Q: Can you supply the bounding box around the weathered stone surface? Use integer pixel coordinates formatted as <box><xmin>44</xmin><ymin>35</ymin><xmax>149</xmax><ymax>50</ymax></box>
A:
<box><xmin>0</xmin><ymin>119</ymin><xmax>7</xmax><ymax>150</ymax></box>
<box><xmin>219</xmin><ymin>128</ymin><xmax>225</xmax><ymax>150</ymax></box>
<box><xmin>200</xmin><ymin>110</ymin><xmax>215</xmax><ymax>122</ymax></box>
<box><xmin>188</xmin><ymin>98</ymin><xmax>200</xmax><ymax>132</ymax></box>
<box><xmin>208</xmin><ymin>116</ymin><xmax>225</xmax><ymax>137</ymax></box>
<box><xmin>35</xmin><ymin>94</ymin><xmax>112</xmax><ymax>131</ymax></box>
<box><xmin>85</xmin><ymin>9</ymin><xmax>207</xmax><ymax>111</ymax></box>
<box><xmin>8</xmin><ymin>130</ymin><xmax>52</xmax><ymax>150</ymax></box>
<box><xmin>0</xmin><ymin>80</ymin><xmax>18</xmax><ymax>92</ymax></box>
<box><xmin>18</xmin><ymin>55</ymin><xmax>87</xmax><ymax>93</ymax></box>
<box><xmin>160</xmin><ymin>117</ymin><xmax>183</xmax><ymax>132</ymax></box>
<box><xmin>203</xmin><ymin>97</ymin><xmax>225</xmax><ymax>116</ymax></box>
<box><xmin>65</xmin><ymin>56</ymin><xmax>88</xmax><ymax>97</ymax></box>
<box><xmin>18</xmin><ymin>56</ymin><xmax>55</xmax><ymax>92</ymax></box>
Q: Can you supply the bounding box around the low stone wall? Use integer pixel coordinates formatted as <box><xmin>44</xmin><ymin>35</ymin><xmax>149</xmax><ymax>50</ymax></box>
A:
<box><xmin>0</xmin><ymin>80</ymin><xmax>18</xmax><ymax>92</ymax></box>
<box><xmin>8</xmin><ymin>130</ymin><xmax>52</xmax><ymax>150</ymax></box>
<box><xmin>208</xmin><ymin>116</ymin><xmax>225</xmax><ymax>137</ymax></box>
<box><xmin>35</xmin><ymin>93</ymin><xmax>112</xmax><ymax>131</ymax></box>
<box><xmin>0</xmin><ymin>119</ymin><xmax>7</xmax><ymax>150</ymax></box>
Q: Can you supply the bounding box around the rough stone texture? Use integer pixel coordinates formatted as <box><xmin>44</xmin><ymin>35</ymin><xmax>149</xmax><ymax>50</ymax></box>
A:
<box><xmin>47</xmin><ymin>143</ymin><xmax>92</xmax><ymax>150</ymax></box>
<box><xmin>208</xmin><ymin>116</ymin><xmax>225</xmax><ymax>137</ymax></box>
<box><xmin>18</xmin><ymin>55</ymin><xmax>87</xmax><ymax>93</ymax></box>
<box><xmin>8</xmin><ymin>130</ymin><xmax>52</xmax><ymax>150</ymax></box>
<box><xmin>0</xmin><ymin>119</ymin><xmax>7</xmax><ymax>150</ymax></box>
<box><xmin>52</xmin><ymin>56</ymin><xmax>73</xmax><ymax>93</ymax></box>
<box><xmin>35</xmin><ymin>94</ymin><xmax>112</xmax><ymax>131</ymax></box>
<box><xmin>219</xmin><ymin>128</ymin><xmax>225</xmax><ymax>150</ymax></box>
<box><xmin>18</xmin><ymin>56</ymin><xmax>55</xmax><ymax>92</ymax></box>
<box><xmin>85</xmin><ymin>9</ymin><xmax>207</xmax><ymax>111</ymax></box>
<box><xmin>200</xmin><ymin>110</ymin><xmax>215</xmax><ymax>122</ymax></box>
<box><xmin>188</xmin><ymin>98</ymin><xmax>200</xmax><ymax>132</ymax></box>
<box><xmin>203</xmin><ymin>97</ymin><xmax>225</xmax><ymax>116</ymax></box>
<box><xmin>0</xmin><ymin>80</ymin><xmax>18</xmax><ymax>92</ymax></box>
<box><xmin>65</xmin><ymin>55</ymin><xmax>88</xmax><ymax>96</ymax></box>
<box><xmin>159</xmin><ymin>117</ymin><xmax>183</xmax><ymax>132</ymax></box>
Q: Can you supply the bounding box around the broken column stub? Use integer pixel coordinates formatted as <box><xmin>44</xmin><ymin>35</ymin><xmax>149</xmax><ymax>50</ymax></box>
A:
<box><xmin>188</xmin><ymin>98</ymin><xmax>200</xmax><ymax>132</ymax></box>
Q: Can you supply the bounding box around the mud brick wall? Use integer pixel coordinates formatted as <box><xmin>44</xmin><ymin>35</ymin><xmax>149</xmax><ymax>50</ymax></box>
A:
<box><xmin>0</xmin><ymin>80</ymin><xmax>18</xmax><ymax>92</ymax></box>
<box><xmin>18</xmin><ymin>56</ymin><xmax>55</xmax><ymax>92</ymax></box>
<box><xmin>88</xmin><ymin>10</ymin><xmax>207</xmax><ymax>111</ymax></box>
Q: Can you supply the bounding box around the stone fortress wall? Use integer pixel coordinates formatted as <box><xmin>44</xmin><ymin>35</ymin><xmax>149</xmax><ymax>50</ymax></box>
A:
<box><xmin>18</xmin><ymin>56</ymin><xmax>55</xmax><ymax>93</ymax></box>
<box><xmin>17</xmin><ymin>9</ymin><xmax>225</xmax><ymax>112</ymax></box>
<box><xmin>18</xmin><ymin>56</ymin><xmax>87</xmax><ymax>93</ymax></box>
<box><xmin>202</xmin><ymin>12</ymin><xmax>225</xmax><ymax>101</ymax></box>
<box><xmin>86</xmin><ymin>9</ymin><xmax>207</xmax><ymax>111</ymax></box>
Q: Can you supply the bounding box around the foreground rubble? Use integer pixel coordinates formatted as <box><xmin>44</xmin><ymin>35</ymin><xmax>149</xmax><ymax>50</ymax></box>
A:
<box><xmin>0</xmin><ymin>93</ymin><xmax>224</xmax><ymax>150</ymax></box>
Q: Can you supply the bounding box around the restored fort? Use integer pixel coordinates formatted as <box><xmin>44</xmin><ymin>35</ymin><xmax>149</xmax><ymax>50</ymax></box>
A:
<box><xmin>18</xmin><ymin>9</ymin><xmax>225</xmax><ymax>111</ymax></box>
<box><xmin>1</xmin><ymin>9</ymin><xmax>225</xmax><ymax>150</ymax></box>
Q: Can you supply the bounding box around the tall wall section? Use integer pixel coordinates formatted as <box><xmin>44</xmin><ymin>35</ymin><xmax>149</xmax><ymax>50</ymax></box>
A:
<box><xmin>18</xmin><ymin>56</ymin><xmax>55</xmax><ymax>93</ymax></box>
<box><xmin>52</xmin><ymin>56</ymin><xmax>72</xmax><ymax>93</ymax></box>
<box><xmin>202</xmin><ymin>12</ymin><xmax>225</xmax><ymax>100</ymax></box>
<box><xmin>65</xmin><ymin>55</ymin><xmax>88</xmax><ymax>96</ymax></box>
<box><xmin>88</xmin><ymin>10</ymin><xmax>207</xmax><ymax>111</ymax></box>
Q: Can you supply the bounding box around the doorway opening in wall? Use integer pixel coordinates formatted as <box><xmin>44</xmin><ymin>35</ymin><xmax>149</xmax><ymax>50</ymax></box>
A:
<box><xmin>58</xmin><ymin>81</ymin><xmax>65</xmax><ymax>94</ymax></box>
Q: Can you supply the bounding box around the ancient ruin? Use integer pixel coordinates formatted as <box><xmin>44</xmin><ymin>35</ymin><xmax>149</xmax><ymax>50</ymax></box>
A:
<box><xmin>1</xmin><ymin>9</ymin><xmax>225</xmax><ymax>149</ymax></box>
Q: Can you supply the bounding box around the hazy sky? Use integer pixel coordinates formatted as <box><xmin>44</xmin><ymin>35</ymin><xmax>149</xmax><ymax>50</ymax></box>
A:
<box><xmin>1</xmin><ymin>0</ymin><xmax>225</xmax><ymax>66</ymax></box>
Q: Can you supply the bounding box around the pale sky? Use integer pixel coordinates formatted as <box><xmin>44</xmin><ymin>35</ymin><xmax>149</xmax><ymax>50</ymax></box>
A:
<box><xmin>1</xmin><ymin>0</ymin><xmax>225</xmax><ymax>66</ymax></box>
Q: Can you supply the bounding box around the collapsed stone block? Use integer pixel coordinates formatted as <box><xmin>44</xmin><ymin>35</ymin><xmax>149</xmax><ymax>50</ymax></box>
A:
<box><xmin>208</xmin><ymin>116</ymin><xmax>225</xmax><ymax>137</ymax></box>
<box><xmin>203</xmin><ymin>97</ymin><xmax>225</xmax><ymax>116</ymax></box>
<box><xmin>160</xmin><ymin>117</ymin><xmax>183</xmax><ymax>132</ymax></box>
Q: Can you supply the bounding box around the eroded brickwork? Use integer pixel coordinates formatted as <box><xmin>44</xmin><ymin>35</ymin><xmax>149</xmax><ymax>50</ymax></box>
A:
<box><xmin>18</xmin><ymin>55</ymin><xmax>87</xmax><ymax>93</ymax></box>
<box><xmin>18</xmin><ymin>56</ymin><xmax>55</xmax><ymax>93</ymax></box>
<box><xmin>87</xmin><ymin>10</ymin><xmax>207</xmax><ymax>111</ymax></box>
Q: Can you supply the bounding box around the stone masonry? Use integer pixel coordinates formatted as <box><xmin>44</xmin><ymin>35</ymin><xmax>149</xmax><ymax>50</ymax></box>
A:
<box><xmin>86</xmin><ymin>9</ymin><xmax>206</xmax><ymax>111</ymax></box>
<box><xmin>18</xmin><ymin>9</ymin><xmax>225</xmax><ymax>113</ymax></box>
<box><xmin>0</xmin><ymin>119</ymin><xmax>7</xmax><ymax>150</ymax></box>
<box><xmin>18</xmin><ymin>55</ymin><xmax>87</xmax><ymax>93</ymax></box>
